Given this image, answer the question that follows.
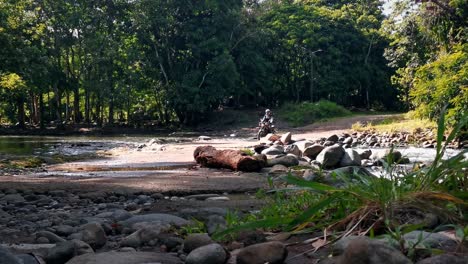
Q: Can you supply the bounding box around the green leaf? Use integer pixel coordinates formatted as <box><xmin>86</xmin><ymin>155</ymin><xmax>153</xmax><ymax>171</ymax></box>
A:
<box><xmin>282</xmin><ymin>174</ymin><xmax>337</xmax><ymax>192</ymax></box>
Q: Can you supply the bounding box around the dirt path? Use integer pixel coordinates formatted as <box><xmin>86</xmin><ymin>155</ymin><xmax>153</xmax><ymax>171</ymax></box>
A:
<box><xmin>0</xmin><ymin>114</ymin><xmax>396</xmax><ymax>195</ymax></box>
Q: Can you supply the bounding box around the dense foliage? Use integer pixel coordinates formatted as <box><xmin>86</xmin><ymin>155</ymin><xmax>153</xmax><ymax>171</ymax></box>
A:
<box><xmin>0</xmin><ymin>0</ymin><xmax>465</xmax><ymax>127</ymax></box>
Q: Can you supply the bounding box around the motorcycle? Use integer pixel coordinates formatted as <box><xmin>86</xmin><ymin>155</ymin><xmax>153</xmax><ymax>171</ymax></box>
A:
<box><xmin>257</xmin><ymin>120</ymin><xmax>275</xmax><ymax>139</ymax></box>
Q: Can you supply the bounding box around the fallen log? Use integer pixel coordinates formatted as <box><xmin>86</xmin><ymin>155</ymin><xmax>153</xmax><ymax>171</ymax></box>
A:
<box><xmin>194</xmin><ymin>146</ymin><xmax>264</xmax><ymax>172</ymax></box>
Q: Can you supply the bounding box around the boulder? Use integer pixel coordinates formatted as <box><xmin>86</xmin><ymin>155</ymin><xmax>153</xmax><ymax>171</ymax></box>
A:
<box><xmin>280</xmin><ymin>132</ymin><xmax>292</xmax><ymax>145</ymax></box>
<box><xmin>268</xmin><ymin>164</ymin><xmax>289</xmax><ymax>176</ymax></box>
<box><xmin>1</xmin><ymin>194</ymin><xmax>25</xmax><ymax>204</ymax></box>
<box><xmin>183</xmin><ymin>233</ymin><xmax>214</xmax><ymax>253</ymax></box>
<box><xmin>236</xmin><ymin>241</ymin><xmax>287</xmax><ymax>264</ymax></box>
<box><xmin>339</xmin><ymin>149</ymin><xmax>362</xmax><ymax>167</ymax></box>
<box><xmin>302</xmin><ymin>144</ymin><xmax>324</xmax><ymax>160</ymax></box>
<box><xmin>81</xmin><ymin>223</ymin><xmax>107</xmax><ymax>250</ymax></box>
<box><xmin>326</xmin><ymin>134</ymin><xmax>339</xmax><ymax>143</ymax></box>
<box><xmin>259</xmin><ymin>134</ymin><xmax>280</xmax><ymax>144</ymax></box>
<box><xmin>284</xmin><ymin>144</ymin><xmax>301</xmax><ymax>157</ymax></box>
<box><xmin>266</xmin><ymin>155</ymin><xmax>299</xmax><ymax>167</ymax></box>
<box><xmin>359</xmin><ymin>149</ymin><xmax>372</xmax><ymax>160</ymax></box>
<box><xmin>316</xmin><ymin>145</ymin><xmax>345</xmax><ymax>168</ymax></box>
<box><xmin>294</xmin><ymin>140</ymin><xmax>314</xmax><ymax>153</ymax></box>
<box><xmin>65</xmin><ymin>252</ymin><xmax>182</xmax><ymax>264</ymax></box>
<box><xmin>261</xmin><ymin>146</ymin><xmax>284</xmax><ymax>156</ymax></box>
<box><xmin>185</xmin><ymin>243</ymin><xmax>227</xmax><ymax>264</ymax></box>
<box><xmin>253</xmin><ymin>145</ymin><xmax>268</xmax><ymax>154</ymax></box>
<box><xmin>371</xmin><ymin>149</ymin><xmax>402</xmax><ymax>163</ymax></box>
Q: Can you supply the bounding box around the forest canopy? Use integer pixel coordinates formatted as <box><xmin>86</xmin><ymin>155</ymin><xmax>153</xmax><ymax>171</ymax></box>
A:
<box><xmin>0</xmin><ymin>0</ymin><xmax>466</xmax><ymax>127</ymax></box>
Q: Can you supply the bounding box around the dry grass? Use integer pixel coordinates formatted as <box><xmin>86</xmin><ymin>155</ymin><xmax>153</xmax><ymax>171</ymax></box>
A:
<box><xmin>351</xmin><ymin>113</ymin><xmax>436</xmax><ymax>133</ymax></box>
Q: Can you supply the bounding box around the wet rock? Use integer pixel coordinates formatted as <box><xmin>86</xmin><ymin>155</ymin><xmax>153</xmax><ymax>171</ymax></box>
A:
<box><xmin>403</xmin><ymin>231</ymin><xmax>458</xmax><ymax>252</ymax></box>
<box><xmin>339</xmin><ymin>149</ymin><xmax>362</xmax><ymax>167</ymax></box>
<box><xmin>343</xmin><ymin>137</ymin><xmax>353</xmax><ymax>145</ymax></box>
<box><xmin>280</xmin><ymin>132</ymin><xmax>292</xmax><ymax>145</ymax></box>
<box><xmin>81</xmin><ymin>223</ymin><xmax>107</xmax><ymax>249</ymax></box>
<box><xmin>161</xmin><ymin>237</ymin><xmax>184</xmax><ymax>251</ymax></box>
<box><xmin>65</xmin><ymin>252</ymin><xmax>182</xmax><ymax>264</ymax></box>
<box><xmin>185</xmin><ymin>243</ymin><xmax>227</xmax><ymax>264</ymax></box>
<box><xmin>323</xmin><ymin>166</ymin><xmax>376</xmax><ymax>188</ymax></box>
<box><xmin>206</xmin><ymin>196</ymin><xmax>230</xmax><ymax>201</ymax></box>
<box><xmin>45</xmin><ymin>240</ymin><xmax>93</xmax><ymax>264</ymax></box>
<box><xmin>331</xmin><ymin>236</ymin><xmax>411</xmax><ymax>264</ymax></box>
<box><xmin>16</xmin><ymin>254</ymin><xmax>42</xmax><ymax>264</ymax></box>
<box><xmin>236</xmin><ymin>241</ymin><xmax>287</xmax><ymax>264</ymax></box>
<box><xmin>316</xmin><ymin>145</ymin><xmax>345</xmax><ymax>168</ymax></box>
<box><xmin>183</xmin><ymin>233</ymin><xmax>214</xmax><ymax>253</ymax></box>
<box><xmin>198</xmin><ymin>136</ymin><xmax>212</xmax><ymax>141</ymax></box>
<box><xmin>359</xmin><ymin>149</ymin><xmax>372</xmax><ymax>160</ymax></box>
<box><xmin>266</xmin><ymin>155</ymin><xmax>299</xmax><ymax>167</ymax></box>
<box><xmin>121</xmin><ymin>213</ymin><xmax>189</xmax><ymax>228</ymax></box>
<box><xmin>302</xmin><ymin>144</ymin><xmax>324</xmax><ymax>160</ymax></box>
<box><xmin>416</xmin><ymin>254</ymin><xmax>468</xmax><ymax>264</ymax></box>
<box><xmin>261</xmin><ymin>146</ymin><xmax>284</xmax><ymax>156</ymax></box>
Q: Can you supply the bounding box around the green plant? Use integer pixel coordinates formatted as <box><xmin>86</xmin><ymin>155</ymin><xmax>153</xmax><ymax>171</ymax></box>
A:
<box><xmin>179</xmin><ymin>218</ymin><xmax>206</xmax><ymax>236</ymax></box>
<box><xmin>240</xmin><ymin>148</ymin><xmax>255</xmax><ymax>156</ymax></box>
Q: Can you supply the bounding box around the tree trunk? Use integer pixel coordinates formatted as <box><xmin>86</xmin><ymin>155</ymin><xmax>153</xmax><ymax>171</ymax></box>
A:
<box><xmin>193</xmin><ymin>146</ymin><xmax>264</xmax><ymax>172</ymax></box>
<box><xmin>17</xmin><ymin>97</ymin><xmax>25</xmax><ymax>128</ymax></box>
<box><xmin>39</xmin><ymin>93</ymin><xmax>45</xmax><ymax>129</ymax></box>
<box><xmin>74</xmin><ymin>85</ymin><xmax>81</xmax><ymax>123</ymax></box>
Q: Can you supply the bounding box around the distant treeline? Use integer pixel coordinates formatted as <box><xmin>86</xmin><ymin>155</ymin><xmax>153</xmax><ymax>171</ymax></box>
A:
<box><xmin>0</xmin><ymin>0</ymin><xmax>466</xmax><ymax>127</ymax></box>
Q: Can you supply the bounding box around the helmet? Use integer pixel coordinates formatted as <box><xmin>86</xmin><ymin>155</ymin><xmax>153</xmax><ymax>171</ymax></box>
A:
<box><xmin>265</xmin><ymin>109</ymin><xmax>271</xmax><ymax>114</ymax></box>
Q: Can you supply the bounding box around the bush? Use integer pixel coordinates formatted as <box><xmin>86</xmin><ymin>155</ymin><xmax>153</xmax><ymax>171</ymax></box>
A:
<box><xmin>279</xmin><ymin>100</ymin><xmax>351</xmax><ymax>127</ymax></box>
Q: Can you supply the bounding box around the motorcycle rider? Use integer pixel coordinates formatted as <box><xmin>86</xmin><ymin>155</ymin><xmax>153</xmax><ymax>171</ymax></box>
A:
<box><xmin>261</xmin><ymin>109</ymin><xmax>274</xmax><ymax>125</ymax></box>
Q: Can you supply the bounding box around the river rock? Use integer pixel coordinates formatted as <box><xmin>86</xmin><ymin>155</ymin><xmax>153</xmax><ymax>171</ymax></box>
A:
<box><xmin>120</xmin><ymin>222</ymin><xmax>170</xmax><ymax>248</ymax></box>
<box><xmin>65</xmin><ymin>252</ymin><xmax>182</xmax><ymax>264</ymax></box>
<box><xmin>45</xmin><ymin>240</ymin><xmax>93</xmax><ymax>264</ymax></box>
<box><xmin>121</xmin><ymin>213</ymin><xmax>189</xmax><ymax>228</ymax></box>
<box><xmin>343</xmin><ymin>137</ymin><xmax>353</xmax><ymax>144</ymax></box>
<box><xmin>266</xmin><ymin>155</ymin><xmax>298</xmax><ymax>167</ymax></box>
<box><xmin>326</xmin><ymin>134</ymin><xmax>339</xmax><ymax>143</ymax></box>
<box><xmin>371</xmin><ymin>149</ymin><xmax>402</xmax><ymax>163</ymax></box>
<box><xmin>416</xmin><ymin>254</ymin><xmax>468</xmax><ymax>264</ymax></box>
<box><xmin>35</xmin><ymin>231</ymin><xmax>66</xmax><ymax>243</ymax></box>
<box><xmin>54</xmin><ymin>225</ymin><xmax>76</xmax><ymax>237</ymax></box>
<box><xmin>284</xmin><ymin>144</ymin><xmax>301</xmax><ymax>157</ymax></box>
<box><xmin>185</xmin><ymin>243</ymin><xmax>227</xmax><ymax>264</ymax></box>
<box><xmin>316</xmin><ymin>145</ymin><xmax>345</xmax><ymax>168</ymax></box>
<box><xmin>1</xmin><ymin>194</ymin><xmax>25</xmax><ymax>204</ymax></box>
<box><xmin>0</xmin><ymin>245</ymin><xmax>22</xmax><ymax>264</ymax></box>
<box><xmin>81</xmin><ymin>223</ymin><xmax>107</xmax><ymax>249</ymax></box>
<box><xmin>294</xmin><ymin>140</ymin><xmax>314</xmax><ymax>153</ymax></box>
<box><xmin>268</xmin><ymin>164</ymin><xmax>289</xmax><ymax>176</ymax></box>
<box><xmin>359</xmin><ymin>149</ymin><xmax>372</xmax><ymax>160</ymax></box>
<box><xmin>183</xmin><ymin>233</ymin><xmax>214</xmax><ymax>253</ymax></box>
<box><xmin>253</xmin><ymin>145</ymin><xmax>268</xmax><ymax>154</ymax></box>
<box><xmin>261</xmin><ymin>146</ymin><xmax>284</xmax><ymax>155</ymax></box>
<box><xmin>303</xmin><ymin>169</ymin><xmax>319</xmax><ymax>181</ymax></box>
<box><xmin>206</xmin><ymin>215</ymin><xmax>227</xmax><ymax>235</ymax></box>
<box><xmin>280</xmin><ymin>132</ymin><xmax>292</xmax><ymax>145</ymax></box>
<box><xmin>403</xmin><ymin>231</ymin><xmax>458</xmax><ymax>252</ymax></box>
<box><xmin>236</xmin><ymin>241</ymin><xmax>287</xmax><ymax>264</ymax></box>
<box><xmin>332</xmin><ymin>236</ymin><xmax>411</xmax><ymax>264</ymax></box>
<box><xmin>339</xmin><ymin>149</ymin><xmax>362</xmax><ymax>167</ymax></box>
<box><xmin>302</xmin><ymin>144</ymin><xmax>324</xmax><ymax>160</ymax></box>
<box><xmin>179</xmin><ymin>207</ymin><xmax>227</xmax><ymax>221</ymax></box>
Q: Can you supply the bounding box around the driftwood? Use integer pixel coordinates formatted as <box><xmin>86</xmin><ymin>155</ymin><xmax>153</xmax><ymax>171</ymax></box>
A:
<box><xmin>194</xmin><ymin>146</ymin><xmax>264</xmax><ymax>172</ymax></box>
